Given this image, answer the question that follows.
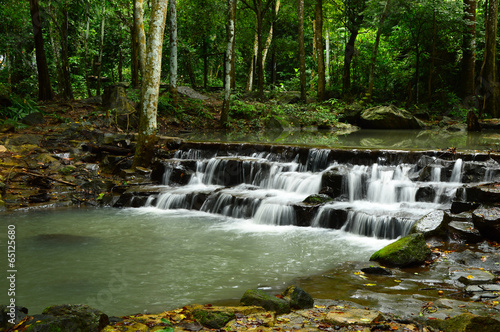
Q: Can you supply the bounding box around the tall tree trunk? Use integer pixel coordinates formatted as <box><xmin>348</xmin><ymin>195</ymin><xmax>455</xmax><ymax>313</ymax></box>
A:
<box><xmin>298</xmin><ymin>0</ymin><xmax>306</xmax><ymax>102</ymax></box>
<box><xmin>256</xmin><ymin>3</ymin><xmax>264</xmax><ymax>99</ymax></box>
<box><xmin>262</xmin><ymin>0</ymin><xmax>280</xmax><ymax>68</ymax></box>
<box><xmin>60</xmin><ymin>1</ymin><xmax>73</xmax><ymax>100</ymax></box>
<box><xmin>133</xmin><ymin>0</ymin><xmax>169</xmax><ymax>168</ymax></box>
<box><xmin>342</xmin><ymin>29</ymin><xmax>358</xmax><ymax>97</ymax></box>
<box><xmin>29</xmin><ymin>0</ymin><xmax>53</xmax><ymax>101</ymax></box>
<box><xmin>246</xmin><ymin>30</ymin><xmax>258</xmax><ymax>91</ymax></box>
<box><xmin>325</xmin><ymin>26</ymin><xmax>330</xmax><ymax>86</ymax></box>
<box><xmin>367</xmin><ymin>0</ymin><xmax>390</xmax><ymax>103</ymax></box>
<box><xmin>461</xmin><ymin>0</ymin><xmax>477</xmax><ymax>100</ymax></box>
<box><xmin>96</xmin><ymin>0</ymin><xmax>106</xmax><ymax>96</ymax></box>
<box><xmin>315</xmin><ymin>0</ymin><xmax>325</xmax><ymax>101</ymax></box>
<box><xmin>84</xmin><ymin>2</ymin><xmax>92</xmax><ymax>97</ymax></box>
<box><xmin>131</xmin><ymin>6</ymin><xmax>140</xmax><ymax>89</ymax></box>
<box><xmin>221</xmin><ymin>0</ymin><xmax>236</xmax><ymax>128</ymax></box>
<box><xmin>169</xmin><ymin>0</ymin><xmax>178</xmax><ymax>105</ymax></box>
<box><xmin>134</xmin><ymin>0</ymin><xmax>147</xmax><ymax>80</ymax></box>
<box><xmin>230</xmin><ymin>0</ymin><xmax>237</xmax><ymax>89</ymax></box>
<box><xmin>479</xmin><ymin>0</ymin><xmax>499</xmax><ymax>117</ymax></box>
<box><xmin>428</xmin><ymin>7</ymin><xmax>436</xmax><ymax>102</ymax></box>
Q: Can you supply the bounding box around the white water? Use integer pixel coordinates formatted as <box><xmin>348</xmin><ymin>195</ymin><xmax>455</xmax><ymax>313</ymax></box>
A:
<box><xmin>0</xmin><ymin>208</ymin><xmax>392</xmax><ymax>316</ymax></box>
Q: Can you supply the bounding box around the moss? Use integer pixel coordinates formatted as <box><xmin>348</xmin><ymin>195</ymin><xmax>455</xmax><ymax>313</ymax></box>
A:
<box><xmin>240</xmin><ymin>289</ymin><xmax>291</xmax><ymax>314</ymax></box>
<box><xmin>425</xmin><ymin>313</ymin><xmax>500</xmax><ymax>332</ymax></box>
<box><xmin>370</xmin><ymin>233</ymin><xmax>431</xmax><ymax>267</ymax></box>
<box><xmin>303</xmin><ymin>194</ymin><xmax>333</xmax><ymax>205</ymax></box>
<box><xmin>192</xmin><ymin>309</ymin><xmax>235</xmax><ymax>329</ymax></box>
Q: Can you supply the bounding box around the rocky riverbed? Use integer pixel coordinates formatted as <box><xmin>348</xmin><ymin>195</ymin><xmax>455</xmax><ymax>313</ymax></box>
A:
<box><xmin>2</xmin><ymin>117</ymin><xmax>500</xmax><ymax>331</ymax></box>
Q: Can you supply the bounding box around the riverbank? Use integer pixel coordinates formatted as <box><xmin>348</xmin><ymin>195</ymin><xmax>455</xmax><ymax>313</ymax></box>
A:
<box><xmin>1</xmin><ymin>98</ymin><xmax>500</xmax><ymax>331</ymax></box>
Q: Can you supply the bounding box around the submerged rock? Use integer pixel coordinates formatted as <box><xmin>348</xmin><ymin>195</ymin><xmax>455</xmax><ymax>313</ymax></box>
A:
<box><xmin>369</xmin><ymin>233</ymin><xmax>431</xmax><ymax>267</ymax></box>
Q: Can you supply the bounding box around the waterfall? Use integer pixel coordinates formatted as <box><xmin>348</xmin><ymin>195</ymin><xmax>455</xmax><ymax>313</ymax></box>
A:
<box><xmin>119</xmin><ymin>145</ymin><xmax>500</xmax><ymax>240</ymax></box>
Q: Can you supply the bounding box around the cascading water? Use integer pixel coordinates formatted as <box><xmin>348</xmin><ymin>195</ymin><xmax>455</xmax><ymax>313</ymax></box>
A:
<box><xmin>120</xmin><ymin>145</ymin><xmax>500</xmax><ymax>240</ymax></box>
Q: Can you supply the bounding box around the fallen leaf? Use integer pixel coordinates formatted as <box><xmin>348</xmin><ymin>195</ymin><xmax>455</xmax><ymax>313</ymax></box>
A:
<box><xmin>364</xmin><ymin>283</ymin><xmax>377</xmax><ymax>287</ymax></box>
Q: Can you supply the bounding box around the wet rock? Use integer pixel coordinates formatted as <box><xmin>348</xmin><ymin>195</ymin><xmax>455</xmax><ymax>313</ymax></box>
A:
<box><xmin>370</xmin><ymin>233</ymin><xmax>431</xmax><ymax>267</ymax></box>
<box><xmin>0</xmin><ymin>305</ymin><xmax>28</xmax><ymax>328</ymax></box>
<box><xmin>410</xmin><ymin>210</ymin><xmax>446</xmax><ymax>238</ymax></box>
<box><xmin>451</xmin><ymin>201</ymin><xmax>480</xmax><ymax>214</ymax></box>
<box><xmin>361</xmin><ymin>266</ymin><xmax>392</xmax><ymax>275</ymax></box>
<box><xmin>293</xmin><ymin>204</ymin><xmax>319</xmax><ymax>227</ymax></box>
<box><xmin>311</xmin><ymin>208</ymin><xmax>348</xmax><ymax>229</ymax></box>
<box><xmin>303</xmin><ymin>194</ymin><xmax>333</xmax><ymax>205</ymax></box>
<box><xmin>240</xmin><ymin>289</ymin><xmax>291</xmax><ymax>314</ymax></box>
<box><xmin>415</xmin><ymin>186</ymin><xmax>437</xmax><ymax>202</ymax></box>
<box><xmin>192</xmin><ymin>308</ymin><xmax>235</xmax><ymax>329</ymax></box>
<box><xmin>21</xmin><ymin>112</ymin><xmax>45</xmax><ymax>126</ymax></box>
<box><xmin>448</xmin><ymin>221</ymin><xmax>482</xmax><ymax>243</ymax></box>
<box><xmin>320</xmin><ymin>167</ymin><xmax>346</xmax><ymax>198</ymax></box>
<box><xmin>342</xmin><ymin>102</ymin><xmax>363</xmax><ymax>125</ymax></box>
<box><xmin>425</xmin><ymin>313</ymin><xmax>500</xmax><ymax>332</ymax></box>
<box><xmin>282</xmin><ymin>285</ymin><xmax>314</xmax><ymax>309</ymax></box>
<box><xmin>28</xmin><ymin>192</ymin><xmax>52</xmax><ymax>203</ymax></box>
<box><xmin>11</xmin><ymin>304</ymin><xmax>109</xmax><ymax>332</ymax></box>
<box><xmin>465</xmin><ymin>182</ymin><xmax>500</xmax><ymax>204</ymax></box>
<box><xmin>324</xmin><ymin>308</ymin><xmax>385</xmax><ymax>326</ymax></box>
<box><xmin>472</xmin><ymin>206</ymin><xmax>500</xmax><ymax>241</ymax></box>
<box><xmin>359</xmin><ymin>105</ymin><xmax>421</xmax><ymax>130</ymax></box>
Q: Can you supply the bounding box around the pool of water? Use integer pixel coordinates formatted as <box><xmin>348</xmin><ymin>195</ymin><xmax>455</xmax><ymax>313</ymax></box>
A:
<box><xmin>0</xmin><ymin>207</ymin><xmax>392</xmax><ymax>316</ymax></box>
<box><xmin>180</xmin><ymin>129</ymin><xmax>500</xmax><ymax>151</ymax></box>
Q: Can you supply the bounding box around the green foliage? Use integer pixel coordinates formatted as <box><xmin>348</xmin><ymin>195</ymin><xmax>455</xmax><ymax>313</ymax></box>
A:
<box><xmin>1</xmin><ymin>95</ymin><xmax>41</xmax><ymax>121</ymax></box>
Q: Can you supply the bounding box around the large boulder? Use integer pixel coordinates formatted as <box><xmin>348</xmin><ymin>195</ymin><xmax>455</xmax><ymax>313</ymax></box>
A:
<box><xmin>359</xmin><ymin>105</ymin><xmax>421</xmax><ymax>129</ymax></box>
<box><xmin>425</xmin><ymin>313</ymin><xmax>500</xmax><ymax>332</ymax></box>
<box><xmin>370</xmin><ymin>233</ymin><xmax>431</xmax><ymax>267</ymax></box>
<box><xmin>240</xmin><ymin>289</ymin><xmax>291</xmax><ymax>314</ymax></box>
<box><xmin>282</xmin><ymin>286</ymin><xmax>314</xmax><ymax>309</ymax></box>
<box><xmin>410</xmin><ymin>210</ymin><xmax>447</xmax><ymax>239</ymax></box>
<box><xmin>472</xmin><ymin>206</ymin><xmax>500</xmax><ymax>241</ymax></box>
<box><xmin>101</xmin><ymin>84</ymin><xmax>138</xmax><ymax>129</ymax></box>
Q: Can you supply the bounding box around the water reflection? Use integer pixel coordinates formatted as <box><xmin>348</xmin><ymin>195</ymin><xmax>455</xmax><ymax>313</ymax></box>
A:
<box><xmin>180</xmin><ymin>129</ymin><xmax>500</xmax><ymax>151</ymax></box>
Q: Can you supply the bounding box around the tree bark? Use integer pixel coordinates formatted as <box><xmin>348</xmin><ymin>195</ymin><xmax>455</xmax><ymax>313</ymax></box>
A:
<box><xmin>479</xmin><ymin>0</ymin><xmax>499</xmax><ymax>117</ymax></box>
<box><xmin>134</xmin><ymin>0</ymin><xmax>147</xmax><ymax>80</ymax></box>
<box><xmin>29</xmin><ymin>0</ymin><xmax>53</xmax><ymax>101</ymax></box>
<box><xmin>96</xmin><ymin>0</ymin><xmax>106</xmax><ymax>96</ymax></box>
<box><xmin>221</xmin><ymin>0</ymin><xmax>236</xmax><ymax>128</ymax></box>
<box><xmin>461</xmin><ymin>0</ymin><xmax>477</xmax><ymax>100</ymax></box>
<box><xmin>315</xmin><ymin>0</ymin><xmax>325</xmax><ymax>101</ymax></box>
<box><xmin>169</xmin><ymin>0</ymin><xmax>178</xmax><ymax>105</ymax></box>
<box><xmin>84</xmin><ymin>2</ymin><xmax>92</xmax><ymax>97</ymax></box>
<box><xmin>298</xmin><ymin>0</ymin><xmax>306</xmax><ymax>102</ymax></box>
<box><xmin>133</xmin><ymin>0</ymin><xmax>169</xmax><ymax>168</ymax></box>
<box><xmin>246</xmin><ymin>28</ymin><xmax>258</xmax><ymax>92</ymax></box>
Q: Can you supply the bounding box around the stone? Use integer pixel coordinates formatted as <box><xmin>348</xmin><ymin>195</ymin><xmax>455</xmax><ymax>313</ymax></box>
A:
<box><xmin>21</xmin><ymin>112</ymin><xmax>45</xmax><ymax>126</ymax></box>
<box><xmin>447</xmin><ymin>221</ymin><xmax>482</xmax><ymax>243</ymax></box>
<box><xmin>0</xmin><ymin>305</ymin><xmax>28</xmax><ymax>328</ymax></box>
<box><xmin>101</xmin><ymin>84</ymin><xmax>138</xmax><ymax>130</ymax></box>
<box><xmin>359</xmin><ymin>105</ymin><xmax>421</xmax><ymax>130</ymax></box>
<box><xmin>425</xmin><ymin>313</ymin><xmax>500</xmax><ymax>332</ymax></box>
<box><xmin>282</xmin><ymin>285</ymin><xmax>314</xmax><ymax>309</ymax></box>
<box><xmin>410</xmin><ymin>210</ymin><xmax>446</xmax><ymax>238</ymax></box>
<box><xmin>325</xmin><ymin>308</ymin><xmax>384</xmax><ymax>326</ymax></box>
<box><xmin>192</xmin><ymin>308</ymin><xmax>235</xmax><ymax>329</ymax></box>
<box><xmin>472</xmin><ymin>206</ymin><xmax>500</xmax><ymax>241</ymax></box>
<box><xmin>303</xmin><ymin>194</ymin><xmax>333</xmax><ymax>205</ymax></box>
<box><xmin>369</xmin><ymin>233</ymin><xmax>431</xmax><ymax>267</ymax></box>
<box><xmin>450</xmin><ymin>268</ymin><xmax>497</xmax><ymax>285</ymax></box>
<box><xmin>466</xmin><ymin>183</ymin><xmax>500</xmax><ymax>205</ymax></box>
<box><xmin>361</xmin><ymin>266</ymin><xmax>392</xmax><ymax>275</ymax></box>
<box><xmin>240</xmin><ymin>289</ymin><xmax>291</xmax><ymax>314</ymax></box>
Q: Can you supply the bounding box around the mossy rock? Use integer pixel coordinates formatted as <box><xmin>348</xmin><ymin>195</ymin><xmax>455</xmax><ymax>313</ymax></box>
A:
<box><xmin>303</xmin><ymin>194</ymin><xmax>333</xmax><ymax>205</ymax></box>
<box><xmin>240</xmin><ymin>289</ymin><xmax>291</xmax><ymax>314</ymax></box>
<box><xmin>282</xmin><ymin>286</ymin><xmax>314</xmax><ymax>309</ymax></box>
<box><xmin>59</xmin><ymin>165</ymin><xmax>77</xmax><ymax>175</ymax></box>
<box><xmin>369</xmin><ymin>233</ymin><xmax>431</xmax><ymax>267</ymax></box>
<box><xmin>425</xmin><ymin>313</ymin><xmax>500</xmax><ymax>332</ymax></box>
<box><xmin>192</xmin><ymin>308</ymin><xmax>235</xmax><ymax>329</ymax></box>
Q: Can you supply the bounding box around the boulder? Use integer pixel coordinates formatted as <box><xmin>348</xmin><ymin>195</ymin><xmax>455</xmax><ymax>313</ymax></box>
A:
<box><xmin>359</xmin><ymin>105</ymin><xmax>421</xmax><ymax>130</ymax></box>
<box><xmin>465</xmin><ymin>183</ymin><xmax>500</xmax><ymax>204</ymax></box>
<box><xmin>472</xmin><ymin>206</ymin><xmax>500</xmax><ymax>241</ymax></box>
<box><xmin>425</xmin><ymin>313</ymin><xmax>500</xmax><ymax>332</ymax></box>
<box><xmin>192</xmin><ymin>308</ymin><xmax>235</xmax><ymax>329</ymax></box>
<box><xmin>240</xmin><ymin>289</ymin><xmax>291</xmax><ymax>314</ymax></box>
<box><xmin>21</xmin><ymin>112</ymin><xmax>45</xmax><ymax>126</ymax></box>
<box><xmin>101</xmin><ymin>84</ymin><xmax>138</xmax><ymax>130</ymax></box>
<box><xmin>303</xmin><ymin>194</ymin><xmax>333</xmax><ymax>205</ymax></box>
<box><xmin>282</xmin><ymin>286</ymin><xmax>314</xmax><ymax>309</ymax></box>
<box><xmin>410</xmin><ymin>210</ymin><xmax>447</xmax><ymax>239</ymax></box>
<box><xmin>369</xmin><ymin>233</ymin><xmax>431</xmax><ymax>267</ymax></box>
<box><xmin>12</xmin><ymin>304</ymin><xmax>108</xmax><ymax>332</ymax></box>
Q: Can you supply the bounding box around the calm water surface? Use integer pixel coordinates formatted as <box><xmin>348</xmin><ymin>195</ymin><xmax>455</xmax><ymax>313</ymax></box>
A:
<box><xmin>1</xmin><ymin>207</ymin><xmax>392</xmax><ymax>316</ymax></box>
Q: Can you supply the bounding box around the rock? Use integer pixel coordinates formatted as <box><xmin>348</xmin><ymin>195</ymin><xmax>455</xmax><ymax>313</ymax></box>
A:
<box><xmin>28</xmin><ymin>192</ymin><xmax>52</xmax><ymax>203</ymax></box>
<box><xmin>101</xmin><ymin>84</ymin><xmax>138</xmax><ymax>129</ymax></box>
<box><xmin>303</xmin><ymin>194</ymin><xmax>333</xmax><ymax>205</ymax></box>
<box><xmin>451</xmin><ymin>201</ymin><xmax>480</xmax><ymax>214</ymax></box>
<box><xmin>448</xmin><ymin>221</ymin><xmax>482</xmax><ymax>243</ymax></box>
<box><xmin>240</xmin><ymin>289</ymin><xmax>291</xmax><ymax>314</ymax></box>
<box><xmin>410</xmin><ymin>210</ymin><xmax>446</xmax><ymax>239</ymax></box>
<box><xmin>320</xmin><ymin>167</ymin><xmax>347</xmax><ymax>198</ymax></box>
<box><xmin>425</xmin><ymin>313</ymin><xmax>500</xmax><ymax>332</ymax></box>
<box><xmin>359</xmin><ymin>105</ymin><xmax>421</xmax><ymax>130</ymax></box>
<box><xmin>342</xmin><ymin>102</ymin><xmax>364</xmax><ymax>125</ymax></box>
<box><xmin>360</xmin><ymin>266</ymin><xmax>392</xmax><ymax>275</ymax></box>
<box><xmin>325</xmin><ymin>308</ymin><xmax>385</xmax><ymax>326</ymax></box>
<box><xmin>467</xmin><ymin>111</ymin><xmax>481</xmax><ymax>132</ymax></box>
<box><xmin>21</xmin><ymin>112</ymin><xmax>45</xmax><ymax>126</ymax></box>
<box><xmin>11</xmin><ymin>304</ymin><xmax>109</xmax><ymax>332</ymax></box>
<box><xmin>192</xmin><ymin>308</ymin><xmax>235</xmax><ymax>329</ymax></box>
<box><xmin>0</xmin><ymin>305</ymin><xmax>28</xmax><ymax>328</ymax></box>
<box><xmin>369</xmin><ymin>233</ymin><xmax>431</xmax><ymax>267</ymax></box>
<box><xmin>472</xmin><ymin>206</ymin><xmax>500</xmax><ymax>241</ymax></box>
<box><xmin>177</xmin><ymin>86</ymin><xmax>209</xmax><ymax>100</ymax></box>
<box><xmin>282</xmin><ymin>286</ymin><xmax>314</xmax><ymax>309</ymax></box>
<box><xmin>465</xmin><ymin>182</ymin><xmax>500</xmax><ymax>204</ymax></box>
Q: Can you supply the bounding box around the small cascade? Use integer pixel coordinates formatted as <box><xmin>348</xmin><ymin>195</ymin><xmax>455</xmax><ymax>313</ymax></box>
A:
<box><xmin>117</xmin><ymin>144</ymin><xmax>500</xmax><ymax>240</ymax></box>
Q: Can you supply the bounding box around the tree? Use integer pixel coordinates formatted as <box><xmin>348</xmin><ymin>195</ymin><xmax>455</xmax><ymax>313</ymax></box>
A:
<box><xmin>221</xmin><ymin>0</ymin><xmax>236</xmax><ymax>127</ymax></box>
<box><xmin>298</xmin><ymin>0</ymin><xmax>306</xmax><ymax>102</ymax></box>
<box><xmin>479</xmin><ymin>0</ymin><xmax>499</xmax><ymax>117</ymax></box>
<box><xmin>29</xmin><ymin>0</ymin><xmax>53</xmax><ymax>101</ymax></box>
<box><xmin>460</xmin><ymin>0</ymin><xmax>477</xmax><ymax>101</ymax></box>
<box><xmin>169</xmin><ymin>0</ymin><xmax>178</xmax><ymax>105</ymax></box>
<box><xmin>315</xmin><ymin>0</ymin><xmax>325</xmax><ymax>101</ymax></box>
<box><xmin>133</xmin><ymin>0</ymin><xmax>169</xmax><ymax>168</ymax></box>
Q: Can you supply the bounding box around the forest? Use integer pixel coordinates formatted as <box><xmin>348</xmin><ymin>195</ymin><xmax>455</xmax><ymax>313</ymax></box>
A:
<box><xmin>0</xmin><ymin>0</ymin><xmax>499</xmax><ymax>142</ymax></box>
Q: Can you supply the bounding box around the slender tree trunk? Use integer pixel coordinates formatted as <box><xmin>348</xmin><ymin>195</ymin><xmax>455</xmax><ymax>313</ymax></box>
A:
<box><xmin>221</xmin><ymin>0</ymin><xmax>236</xmax><ymax>128</ymax></box>
<box><xmin>479</xmin><ymin>0</ymin><xmax>499</xmax><ymax>117</ymax></box>
<box><xmin>298</xmin><ymin>0</ymin><xmax>306</xmax><ymax>102</ymax></box>
<box><xmin>29</xmin><ymin>0</ymin><xmax>53</xmax><ymax>101</ymax></box>
<box><xmin>230</xmin><ymin>0</ymin><xmax>237</xmax><ymax>89</ymax></box>
<box><xmin>47</xmin><ymin>8</ymin><xmax>64</xmax><ymax>95</ymax></box>
<box><xmin>133</xmin><ymin>0</ymin><xmax>169</xmax><ymax>168</ymax></box>
<box><xmin>461</xmin><ymin>0</ymin><xmax>477</xmax><ymax>100</ymax></box>
<box><xmin>60</xmin><ymin>1</ymin><xmax>73</xmax><ymax>100</ymax></box>
<box><xmin>169</xmin><ymin>0</ymin><xmax>178</xmax><ymax>105</ymax></box>
<box><xmin>262</xmin><ymin>0</ymin><xmax>280</xmax><ymax>68</ymax></box>
<box><xmin>367</xmin><ymin>0</ymin><xmax>390</xmax><ymax>103</ymax></box>
<box><xmin>325</xmin><ymin>26</ymin><xmax>330</xmax><ymax>86</ymax></box>
<box><xmin>131</xmin><ymin>2</ymin><xmax>140</xmax><ymax>88</ymax></box>
<box><xmin>96</xmin><ymin>0</ymin><xmax>106</xmax><ymax>96</ymax></box>
<box><xmin>315</xmin><ymin>0</ymin><xmax>325</xmax><ymax>101</ymax></box>
<box><xmin>134</xmin><ymin>0</ymin><xmax>147</xmax><ymax>80</ymax></box>
<box><xmin>256</xmin><ymin>4</ymin><xmax>264</xmax><ymax>99</ymax></box>
<box><xmin>246</xmin><ymin>30</ymin><xmax>258</xmax><ymax>91</ymax></box>
<box><xmin>428</xmin><ymin>7</ymin><xmax>436</xmax><ymax>102</ymax></box>
<box><xmin>342</xmin><ymin>30</ymin><xmax>358</xmax><ymax>97</ymax></box>
<box><xmin>84</xmin><ymin>2</ymin><xmax>92</xmax><ymax>97</ymax></box>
